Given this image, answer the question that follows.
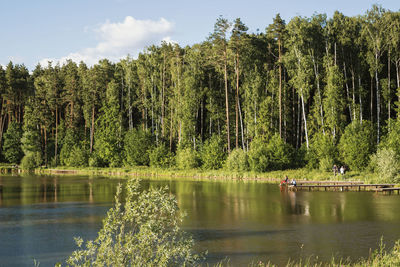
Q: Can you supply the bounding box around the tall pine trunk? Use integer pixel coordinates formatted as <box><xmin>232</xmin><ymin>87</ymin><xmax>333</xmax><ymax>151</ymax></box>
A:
<box><xmin>343</xmin><ymin>62</ymin><xmax>352</xmax><ymax>121</ymax></box>
<box><xmin>311</xmin><ymin>55</ymin><xmax>325</xmax><ymax>134</ymax></box>
<box><xmin>224</xmin><ymin>51</ymin><xmax>231</xmax><ymax>153</ymax></box>
<box><xmin>235</xmin><ymin>53</ymin><xmax>239</xmax><ymax>148</ymax></box>
<box><xmin>300</xmin><ymin>91</ymin><xmax>309</xmax><ymax>149</ymax></box>
<box><xmin>387</xmin><ymin>50</ymin><xmax>391</xmax><ymax>129</ymax></box>
<box><xmin>278</xmin><ymin>39</ymin><xmax>282</xmax><ymax>138</ymax></box>
<box><xmin>90</xmin><ymin>106</ymin><xmax>95</xmax><ymax>153</ymax></box>
<box><xmin>55</xmin><ymin>105</ymin><xmax>58</xmax><ymax>165</ymax></box>
<box><xmin>375</xmin><ymin>53</ymin><xmax>380</xmax><ymax>144</ymax></box>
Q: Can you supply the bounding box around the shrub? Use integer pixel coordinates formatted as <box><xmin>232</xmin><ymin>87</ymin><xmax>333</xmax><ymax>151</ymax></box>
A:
<box><xmin>20</xmin><ymin>152</ymin><xmax>42</xmax><ymax>170</ymax></box>
<box><xmin>380</xmin><ymin>119</ymin><xmax>400</xmax><ymax>158</ymax></box>
<box><xmin>149</xmin><ymin>143</ymin><xmax>175</xmax><ymax>168</ymax></box>
<box><xmin>318</xmin><ymin>157</ymin><xmax>334</xmax><ymax>172</ymax></box>
<box><xmin>66</xmin><ymin>179</ymin><xmax>200</xmax><ymax>266</ymax></box>
<box><xmin>21</xmin><ymin>129</ymin><xmax>41</xmax><ymax>155</ymax></box>
<box><xmin>59</xmin><ymin>128</ymin><xmax>81</xmax><ymax>166</ymax></box>
<box><xmin>200</xmin><ymin>135</ymin><xmax>226</xmax><ymax>170</ymax></box>
<box><xmin>248</xmin><ymin>134</ymin><xmax>293</xmax><ymax>172</ymax></box>
<box><xmin>88</xmin><ymin>152</ymin><xmax>104</xmax><ymax>167</ymax></box>
<box><xmin>372</xmin><ymin>148</ymin><xmax>400</xmax><ymax>181</ymax></box>
<box><xmin>307</xmin><ymin>133</ymin><xmax>338</xmax><ymax>171</ymax></box>
<box><xmin>175</xmin><ymin>146</ymin><xmax>199</xmax><ymax>170</ymax></box>
<box><xmin>67</xmin><ymin>145</ymin><xmax>89</xmax><ymax>167</ymax></box>
<box><xmin>248</xmin><ymin>137</ymin><xmax>269</xmax><ymax>172</ymax></box>
<box><xmin>124</xmin><ymin>129</ymin><xmax>153</xmax><ymax>166</ymax></box>
<box><xmin>266</xmin><ymin>134</ymin><xmax>294</xmax><ymax>170</ymax></box>
<box><xmin>2</xmin><ymin>122</ymin><xmax>23</xmax><ymax>164</ymax></box>
<box><xmin>339</xmin><ymin>120</ymin><xmax>376</xmax><ymax>171</ymax></box>
<box><xmin>225</xmin><ymin>148</ymin><xmax>249</xmax><ymax>171</ymax></box>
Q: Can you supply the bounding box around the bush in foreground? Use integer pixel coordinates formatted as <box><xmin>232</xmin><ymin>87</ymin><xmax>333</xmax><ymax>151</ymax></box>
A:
<box><xmin>66</xmin><ymin>179</ymin><xmax>199</xmax><ymax>266</ymax></box>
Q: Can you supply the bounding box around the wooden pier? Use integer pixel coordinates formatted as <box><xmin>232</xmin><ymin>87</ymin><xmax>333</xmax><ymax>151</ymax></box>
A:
<box><xmin>373</xmin><ymin>187</ymin><xmax>400</xmax><ymax>194</ymax></box>
<box><xmin>289</xmin><ymin>182</ymin><xmax>395</xmax><ymax>192</ymax></box>
<box><xmin>296</xmin><ymin>180</ymin><xmax>364</xmax><ymax>185</ymax></box>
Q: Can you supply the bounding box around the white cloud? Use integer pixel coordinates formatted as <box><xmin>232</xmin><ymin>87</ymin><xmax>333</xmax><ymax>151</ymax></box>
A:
<box><xmin>40</xmin><ymin>16</ymin><xmax>174</xmax><ymax>66</ymax></box>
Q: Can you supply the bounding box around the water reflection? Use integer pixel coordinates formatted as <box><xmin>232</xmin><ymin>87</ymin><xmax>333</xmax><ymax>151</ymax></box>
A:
<box><xmin>0</xmin><ymin>175</ymin><xmax>119</xmax><ymax>207</ymax></box>
<box><xmin>0</xmin><ymin>176</ymin><xmax>400</xmax><ymax>266</ymax></box>
<box><xmin>144</xmin><ymin>180</ymin><xmax>400</xmax><ymax>265</ymax></box>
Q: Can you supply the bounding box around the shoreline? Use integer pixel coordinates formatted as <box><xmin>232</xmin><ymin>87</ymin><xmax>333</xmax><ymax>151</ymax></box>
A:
<box><xmin>32</xmin><ymin>166</ymin><xmax>370</xmax><ymax>184</ymax></box>
<box><xmin>0</xmin><ymin>164</ymin><xmax>387</xmax><ymax>185</ymax></box>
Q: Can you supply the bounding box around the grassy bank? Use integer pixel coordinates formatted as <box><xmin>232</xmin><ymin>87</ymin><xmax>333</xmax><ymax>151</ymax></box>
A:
<box><xmin>33</xmin><ymin>165</ymin><xmax>387</xmax><ymax>184</ymax></box>
<box><xmin>248</xmin><ymin>240</ymin><xmax>400</xmax><ymax>267</ymax></box>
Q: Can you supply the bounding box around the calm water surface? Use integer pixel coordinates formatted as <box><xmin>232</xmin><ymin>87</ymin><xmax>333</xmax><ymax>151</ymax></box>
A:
<box><xmin>0</xmin><ymin>175</ymin><xmax>400</xmax><ymax>266</ymax></box>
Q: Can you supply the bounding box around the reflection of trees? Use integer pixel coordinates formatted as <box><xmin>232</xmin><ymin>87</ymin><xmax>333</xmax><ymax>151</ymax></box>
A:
<box><xmin>1</xmin><ymin>177</ymin><xmax>400</xmax><ymax>225</ymax></box>
<box><xmin>149</xmin><ymin>180</ymin><xmax>400</xmax><ymax>228</ymax></box>
<box><xmin>0</xmin><ymin>175</ymin><xmax>120</xmax><ymax>206</ymax></box>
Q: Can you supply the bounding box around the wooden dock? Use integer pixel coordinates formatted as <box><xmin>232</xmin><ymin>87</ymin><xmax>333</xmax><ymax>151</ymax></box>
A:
<box><xmin>296</xmin><ymin>180</ymin><xmax>364</xmax><ymax>185</ymax></box>
<box><xmin>289</xmin><ymin>183</ymin><xmax>395</xmax><ymax>192</ymax></box>
<box><xmin>373</xmin><ymin>187</ymin><xmax>400</xmax><ymax>194</ymax></box>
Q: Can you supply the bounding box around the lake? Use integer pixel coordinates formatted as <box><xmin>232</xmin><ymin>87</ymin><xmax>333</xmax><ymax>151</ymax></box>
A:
<box><xmin>0</xmin><ymin>174</ymin><xmax>400</xmax><ymax>266</ymax></box>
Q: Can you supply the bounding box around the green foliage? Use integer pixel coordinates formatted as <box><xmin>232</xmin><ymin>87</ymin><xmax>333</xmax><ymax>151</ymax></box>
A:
<box><xmin>323</xmin><ymin>64</ymin><xmax>346</xmax><ymax>137</ymax></box>
<box><xmin>225</xmin><ymin>148</ymin><xmax>249</xmax><ymax>171</ymax></box>
<box><xmin>379</xmin><ymin>119</ymin><xmax>400</xmax><ymax>157</ymax></box>
<box><xmin>339</xmin><ymin>121</ymin><xmax>376</xmax><ymax>171</ymax></box>
<box><xmin>21</xmin><ymin>129</ymin><xmax>41</xmax><ymax>155</ymax></box>
<box><xmin>149</xmin><ymin>143</ymin><xmax>175</xmax><ymax>168</ymax></box>
<box><xmin>175</xmin><ymin>146</ymin><xmax>199</xmax><ymax>170</ymax></box>
<box><xmin>370</xmin><ymin>148</ymin><xmax>400</xmax><ymax>181</ymax></box>
<box><xmin>20</xmin><ymin>152</ymin><xmax>42</xmax><ymax>170</ymax></box>
<box><xmin>307</xmin><ymin>133</ymin><xmax>338</xmax><ymax>171</ymax></box>
<box><xmin>66</xmin><ymin>179</ymin><xmax>199</xmax><ymax>266</ymax></box>
<box><xmin>2</xmin><ymin>122</ymin><xmax>23</xmax><ymax>164</ymax></box>
<box><xmin>124</xmin><ymin>129</ymin><xmax>153</xmax><ymax>166</ymax></box>
<box><xmin>248</xmin><ymin>134</ymin><xmax>293</xmax><ymax>172</ymax></box>
<box><xmin>67</xmin><ymin>145</ymin><xmax>89</xmax><ymax>167</ymax></box>
<box><xmin>60</xmin><ymin>128</ymin><xmax>83</xmax><ymax>166</ymax></box>
<box><xmin>88</xmin><ymin>152</ymin><xmax>105</xmax><ymax>167</ymax></box>
<box><xmin>2</xmin><ymin>9</ymin><xmax>400</xmax><ymax>174</ymax></box>
<box><xmin>266</xmin><ymin>134</ymin><xmax>294</xmax><ymax>170</ymax></box>
<box><xmin>94</xmin><ymin>80</ymin><xmax>123</xmax><ymax>167</ymax></box>
<box><xmin>200</xmin><ymin>135</ymin><xmax>226</xmax><ymax>170</ymax></box>
<box><xmin>248</xmin><ymin>137</ymin><xmax>269</xmax><ymax>172</ymax></box>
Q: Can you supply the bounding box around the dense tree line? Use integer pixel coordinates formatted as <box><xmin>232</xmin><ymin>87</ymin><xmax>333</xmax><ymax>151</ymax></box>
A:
<box><xmin>1</xmin><ymin>5</ymin><xmax>400</xmax><ymax>178</ymax></box>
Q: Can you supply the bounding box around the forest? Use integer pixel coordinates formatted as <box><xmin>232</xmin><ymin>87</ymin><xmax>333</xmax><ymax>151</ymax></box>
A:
<box><xmin>1</xmin><ymin>5</ymin><xmax>400</xmax><ymax>179</ymax></box>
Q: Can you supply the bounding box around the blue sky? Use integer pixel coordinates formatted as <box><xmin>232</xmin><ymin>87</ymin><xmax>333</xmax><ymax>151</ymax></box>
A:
<box><xmin>1</xmin><ymin>0</ymin><xmax>398</xmax><ymax>70</ymax></box>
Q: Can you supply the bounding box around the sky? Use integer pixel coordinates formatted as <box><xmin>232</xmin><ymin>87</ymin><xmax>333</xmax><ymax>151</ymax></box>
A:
<box><xmin>0</xmin><ymin>0</ymin><xmax>398</xmax><ymax>70</ymax></box>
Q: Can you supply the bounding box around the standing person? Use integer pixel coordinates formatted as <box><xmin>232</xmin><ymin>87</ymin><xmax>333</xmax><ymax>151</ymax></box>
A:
<box><xmin>340</xmin><ymin>166</ymin><xmax>344</xmax><ymax>175</ymax></box>
<box><xmin>332</xmin><ymin>165</ymin><xmax>338</xmax><ymax>176</ymax></box>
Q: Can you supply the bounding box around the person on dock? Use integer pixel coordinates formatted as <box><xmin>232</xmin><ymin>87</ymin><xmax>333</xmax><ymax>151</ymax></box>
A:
<box><xmin>280</xmin><ymin>176</ymin><xmax>289</xmax><ymax>187</ymax></box>
<box><xmin>332</xmin><ymin>165</ymin><xmax>338</xmax><ymax>176</ymax></box>
<box><xmin>291</xmin><ymin>179</ymin><xmax>297</xmax><ymax>186</ymax></box>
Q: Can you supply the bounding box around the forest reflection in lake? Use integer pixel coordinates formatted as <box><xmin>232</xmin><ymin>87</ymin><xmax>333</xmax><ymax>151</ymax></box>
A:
<box><xmin>0</xmin><ymin>175</ymin><xmax>400</xmax><ymax>266</ymax></box>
